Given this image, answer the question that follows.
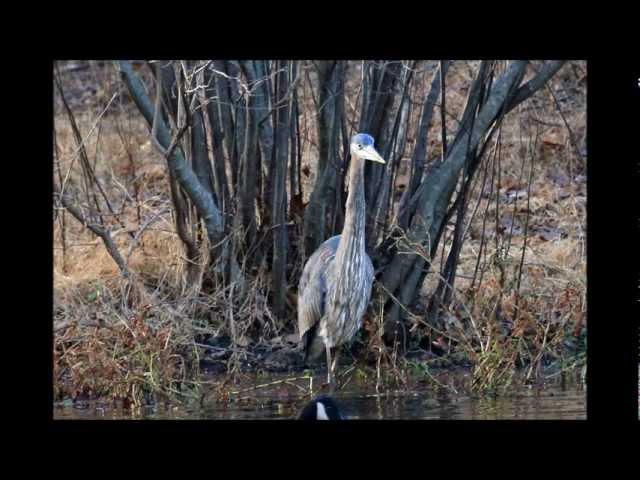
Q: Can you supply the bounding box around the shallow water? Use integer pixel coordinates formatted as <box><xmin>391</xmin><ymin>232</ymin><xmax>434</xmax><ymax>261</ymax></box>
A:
<box><xmin>54</xmin><ymin>371</ymin><xmax>586</xmax><ymax>420</ymax></box>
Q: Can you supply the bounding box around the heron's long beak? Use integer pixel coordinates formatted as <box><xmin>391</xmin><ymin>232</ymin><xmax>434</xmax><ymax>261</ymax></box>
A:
<box><xmin>361</xmin><ymin>145</ymin><xmax>386</xmax><ymax>164</ymax></box>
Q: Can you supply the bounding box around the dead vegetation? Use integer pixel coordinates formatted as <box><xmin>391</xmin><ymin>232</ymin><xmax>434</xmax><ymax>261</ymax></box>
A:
<box><xmin>53</xmin><ymin>60</ymin><xmax>586</xmax><ymax>406</ymax></box>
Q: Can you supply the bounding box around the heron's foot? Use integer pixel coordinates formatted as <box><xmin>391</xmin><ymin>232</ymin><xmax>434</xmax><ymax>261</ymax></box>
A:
<box><xmin>318</xmin><ymin>381</ymin><xmax>337</xmax><ymax>393</ymax></box>
<box><xmin>323</xmin><ymin>375</ymin><xmax>339</xmax><ymax>393</ymax></box>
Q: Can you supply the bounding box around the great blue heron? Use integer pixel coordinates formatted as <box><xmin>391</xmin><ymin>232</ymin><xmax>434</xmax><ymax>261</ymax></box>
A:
<box><xmin>298</xmin><ymin>133</ymin><xmax>385</xmax><ymax>390</ymax></box>
<box><xmin>297</xmin><ymin>395</ymin><xmax>345</xmax><ymax>420</ymax></box>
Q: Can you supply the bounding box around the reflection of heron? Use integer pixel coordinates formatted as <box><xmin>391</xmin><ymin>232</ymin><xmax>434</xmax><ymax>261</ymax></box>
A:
<box><xmin>298</xmin><ymin>133</ymin><xmax>385</xmax><ymax>390</ymax></box>
<box><xmin>298</xmin><ymin>395</ymin><xmax>345</xmax><ymax>420</ymax></box>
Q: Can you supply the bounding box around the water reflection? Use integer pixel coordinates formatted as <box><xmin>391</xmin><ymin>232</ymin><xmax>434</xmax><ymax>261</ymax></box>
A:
<box><xmin>54</xmin><ymin>374</ymin><xmax>585</xmax><ymax>420</ymax></box>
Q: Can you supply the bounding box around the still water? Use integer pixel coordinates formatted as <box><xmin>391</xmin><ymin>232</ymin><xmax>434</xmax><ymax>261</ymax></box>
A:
<box><xmin>54</xmin><ymin>371</ymin><xmax>586</xmax><ymax>420</ymax></box>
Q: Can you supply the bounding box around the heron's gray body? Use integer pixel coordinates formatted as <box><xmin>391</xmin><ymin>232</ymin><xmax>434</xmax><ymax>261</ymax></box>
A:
<box><xmin>297</xmin><ymin>134</ymin><xmax>382</xmax><ymax>382</ymax></box>
<box><xmin>298</xmin><ymin>234</ymin><xmax>374</xmax><ymax>361</ymax></box>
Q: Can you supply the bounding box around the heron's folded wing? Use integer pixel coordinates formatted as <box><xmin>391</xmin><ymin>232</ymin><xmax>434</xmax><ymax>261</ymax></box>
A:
<box><xmin>297</xmin><ymin>237</ymin><xmax>340</xmax><ymax>340</ymax></box>
<box><xmin>298</xmin><ymin>273</ymin><xmax>325</xmax><ymax>342</ymax></box>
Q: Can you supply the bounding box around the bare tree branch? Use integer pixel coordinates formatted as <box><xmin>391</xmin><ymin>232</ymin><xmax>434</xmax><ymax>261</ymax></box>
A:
<box><xmin>117</xmin><ymin>60</ymin><xmax>224</xmax><ymax>247</ymax></box>
<box><xmin>53</xmin><ymin>182</ymin><xmax>130</xmax><ymax>278</ymax></box>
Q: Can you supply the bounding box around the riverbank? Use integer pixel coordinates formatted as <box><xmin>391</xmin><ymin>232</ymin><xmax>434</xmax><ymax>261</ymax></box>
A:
<box><xmin>53</xmin><ymin>60</ymin><xmax>586</xmax><ymax>409</ymax></box>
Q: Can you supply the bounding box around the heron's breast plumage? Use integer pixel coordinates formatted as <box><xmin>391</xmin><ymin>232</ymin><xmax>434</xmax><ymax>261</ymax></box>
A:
<box><xmin>320</xmin><ymin>249</ymin><xmax>373</xmax><ymax>348</ymax></box>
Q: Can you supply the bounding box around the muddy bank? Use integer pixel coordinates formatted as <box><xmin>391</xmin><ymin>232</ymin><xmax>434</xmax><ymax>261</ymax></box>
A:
<box><xmin>195</xmin><ymin>332</ymin><xmax>582</xmax><ymax>381</ymax></box>
<box><xmin>196</xmin><ymin>333</ymin><xmax>476</xmax><ymax>375</ymax></box>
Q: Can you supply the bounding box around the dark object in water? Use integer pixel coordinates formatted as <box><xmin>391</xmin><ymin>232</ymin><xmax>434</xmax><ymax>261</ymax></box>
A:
<box><xmin>297</xmin><ymin>395</ymin><xmax>345</xmax><ymax>420</ymax></box>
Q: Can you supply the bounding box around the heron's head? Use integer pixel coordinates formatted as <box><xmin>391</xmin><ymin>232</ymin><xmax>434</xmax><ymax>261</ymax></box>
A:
<box><xmin>350</xmin><ymin>133</ymin><xmax>385</xmax><ymax>164</ymax></box>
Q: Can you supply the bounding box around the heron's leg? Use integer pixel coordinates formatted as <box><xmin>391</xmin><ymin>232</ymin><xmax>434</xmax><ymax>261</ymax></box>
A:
<box><xmin>325</xmin><ymin>345</ymin><xmax>333</xmax><ymax>387</ymax></box>
<box><xmin>331</xmin><ymin>348</ymin><xmax>341</xmax><ymax>381</ymax></box>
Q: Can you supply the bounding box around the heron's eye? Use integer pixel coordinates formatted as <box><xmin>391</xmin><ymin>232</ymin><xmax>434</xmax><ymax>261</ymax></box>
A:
<box><xmin>357</xmin><ymin>144</ymin><xmax>362</xmax><ymax>149</ymax></box>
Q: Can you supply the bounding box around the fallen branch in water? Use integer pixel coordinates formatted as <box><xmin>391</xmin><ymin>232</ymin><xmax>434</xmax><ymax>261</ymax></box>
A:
<box><xmin>193</xmin><ymin>342</ymin><xmax>257</xmax><ymax>356</ymax></box>
<box><xmin>229</xmin><ymin>374</ymin><xmax>313</xmax><ymax>396</ymax></box>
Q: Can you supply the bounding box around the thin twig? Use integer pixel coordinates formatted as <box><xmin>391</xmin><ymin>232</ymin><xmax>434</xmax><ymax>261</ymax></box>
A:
<box><xmin>229</xmin><ymin>374</ymin><xmax>312</xmax><ymax>396</ymax></box>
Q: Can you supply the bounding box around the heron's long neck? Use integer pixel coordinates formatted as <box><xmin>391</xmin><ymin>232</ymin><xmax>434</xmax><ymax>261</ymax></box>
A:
<box><xmin>337</xmin><ymin>155</ymin><xmax>366</xmax><ymax>258</ymax></box>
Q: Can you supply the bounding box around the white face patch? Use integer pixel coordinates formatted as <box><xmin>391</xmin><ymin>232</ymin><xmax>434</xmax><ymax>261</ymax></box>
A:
<box><xmin>316</xmin><ymin>401</ymin><xmax>330</xmax><ymax>420</ymax></box>
<box><xmin>350</xmin><ymin>143</ymin><xmax>359</xmax><ymax>157</ymax></box>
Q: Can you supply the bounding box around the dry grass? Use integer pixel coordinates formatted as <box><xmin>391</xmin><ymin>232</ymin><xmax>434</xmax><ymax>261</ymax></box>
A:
<box><xmin>401</xmin><ymin>62</ymin><xmax>587</xmax><ymax>390</ymax></box>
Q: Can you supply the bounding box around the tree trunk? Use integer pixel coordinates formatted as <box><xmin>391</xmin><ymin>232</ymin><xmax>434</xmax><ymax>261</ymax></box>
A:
<box><xmin>271</xmin><ymin>60</ymin><xmax>291</xmax><ymax>319</ymax></box>
<box><xmin>380</xmin><ymin>61</ymin><xmax>530</xmax><ymax>344</ymax></box>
